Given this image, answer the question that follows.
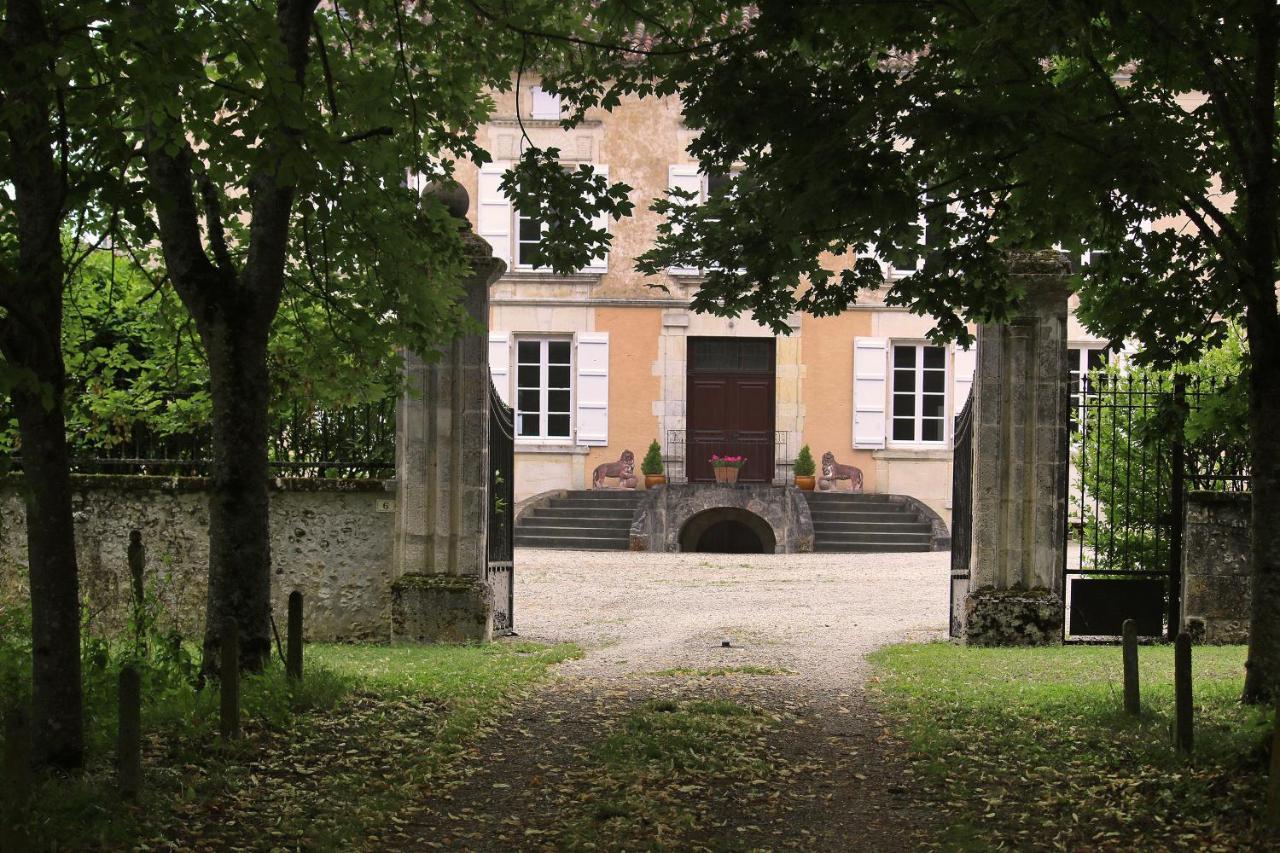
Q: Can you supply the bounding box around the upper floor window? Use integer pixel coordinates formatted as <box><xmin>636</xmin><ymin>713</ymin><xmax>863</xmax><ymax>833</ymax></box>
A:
<box><xmin>891</xmin><ymin>343</ymin><xmax>947</xmax><ymax>443</ymax></box>
<box><xmin>516</xmin><ymin>337</ymin><xmax>572</xmax><ymax>439</ymax></box>
<box><xmin>516</xmin><ymin>207</ymin><xmax>549</xmax><ymax>269</ymax></box>
<box><xmin>530</xmin><ymin>86</ymin><xmax>562</xmax><ymax>120</ymax></box>
<box><xmin>1069</xmin><ymin>345</ymin><xmax>1110</xmax><ymax>431</ymax></box>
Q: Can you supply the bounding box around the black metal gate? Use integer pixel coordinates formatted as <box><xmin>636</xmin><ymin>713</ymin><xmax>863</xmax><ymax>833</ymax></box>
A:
<box><xmin>1066</xmin><ymin>374</ymin><xmax>1247</xmax><ymax>641</ymax></box>
<box><xmin>948</xmin><ymin>397</ymin><xmax>973</xmax><ymax>638</ymax></box>
<box><xmin>487</xmin><ymin>381</ymin><xmax>515</xmax><ymax>636</ymax></box>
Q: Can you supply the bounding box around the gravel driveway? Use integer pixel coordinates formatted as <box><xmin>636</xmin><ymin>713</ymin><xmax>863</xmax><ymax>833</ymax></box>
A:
<box><xmin>398</xmin><ymin>549</ymin><xmax>952</xmax><ymax>851</ymax></box>
<box><xmin>512</xmin><ymin>548</ymin><xmax>951</xmax><ymax>683</ymax></box>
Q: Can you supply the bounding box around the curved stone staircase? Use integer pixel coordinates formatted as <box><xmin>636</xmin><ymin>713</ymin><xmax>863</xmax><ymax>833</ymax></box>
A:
<box><xmin>514</xmin><ymin>490</ymin><xmax>640</xmax><ymax>550</ymax></box>
<box><xmin>803</xmin><ymin>491</ymin><xmax>935</xmax><ymax>552</ymax></box>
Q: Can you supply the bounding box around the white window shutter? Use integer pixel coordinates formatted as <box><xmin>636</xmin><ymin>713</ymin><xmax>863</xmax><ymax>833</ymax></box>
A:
<box><xmin>477</xmin><ymin>163</ymin><xmax>512</xmax><ymax>269</ymax></box>
<box><xmin>583</xmin><ymin>165</ymin><xmax>610</xmax><ymax>274</ymax></box>
<box><xmin>953</xmin><ymin>343</ymin><xmax>976</xmax><ymax>412</ymax></box>
<box><xmin>488</xmin><ymin>332</ymin><xmax>511</xmax><ymax>406</ymax></box>
<box><xmin>852</xmin><ymin>337</ymin><xmax>888</xmax><ymax>449</ymax></box>
<box><xmin>667</xmin><ymin>165</ymin><xmax>703</xmax><ymax>276</ymax></box>
<box><xmin>530</xmin><ymin>85</ymin><xmax>561</xmax><ymax>120</ymax></box>
<box><xmin>575</xmin><ymin>332</ymin><xmax>609</xmax><ymax>446</ymax></box>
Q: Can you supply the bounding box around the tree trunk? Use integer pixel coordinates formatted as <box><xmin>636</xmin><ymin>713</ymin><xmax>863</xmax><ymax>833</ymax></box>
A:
<box><xmin>1239</xmin><ymin>0</ymin><xmax>1280</xmax><ymax>705</ymax></box>
<box><xmin>199</xmin><ymin>314</ymin><xmax>274</xmax><ymax>677</ymax></box>
<box><xmin>1243</xmin><ymin>303</ymin><xmax>1280</xmax><ymax>703</ymax></box>
<box><xmin>0</xmin><ymin>0</ymin><xmax>83</xmax><ymax>769</ymax></box>
<box><xmin>5</xmin><ymin>321</ymin><xmax>84</xmax><ymax>770</ymax></box>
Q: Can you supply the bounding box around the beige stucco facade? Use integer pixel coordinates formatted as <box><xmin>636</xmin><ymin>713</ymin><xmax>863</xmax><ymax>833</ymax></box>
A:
<box><xmin>460</xmin><ymin>83</ymin><xmax>1110</xmax><ymax>526</ymax></box>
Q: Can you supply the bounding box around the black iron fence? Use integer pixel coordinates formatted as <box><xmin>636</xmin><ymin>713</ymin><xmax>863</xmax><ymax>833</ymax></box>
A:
<box><xmin>487</xmin><ymin>381</ymin><xmax>515</xmax><ymax>636</ymax></box>
<box><xmin>1067</xmin><ymin>373</ymin><xmax>1248</xmax><ymax>641</ymax></box>
<box><xmin>5</xmin><ymin>399</ymin><xmax>397</xmax><ymax>478</ymax></box>
<box><xmin>663</xmin><ymin>429</ymin><xmax>793</xmax><ymax>485</ymax></box>
<box><xmin>948</xmin><ymin>397</ymin><xmax>974</xmax><ymax>638</ymax></box>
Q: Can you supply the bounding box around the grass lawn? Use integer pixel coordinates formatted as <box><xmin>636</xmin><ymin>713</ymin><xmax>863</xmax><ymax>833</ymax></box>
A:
<box><xmin>559</xmin><ymin>697</ymin><xmax>783</xmax><ymax>850</ymax></box>
<box><xmin>870</xmin><ymin>642</ymin><xmax>1275</xmax><ymax>851</ymax></box>
<box><xmin>5</xmin><ymin>641</ymin><xmax>578</xmax><ymax>851</ymax></box>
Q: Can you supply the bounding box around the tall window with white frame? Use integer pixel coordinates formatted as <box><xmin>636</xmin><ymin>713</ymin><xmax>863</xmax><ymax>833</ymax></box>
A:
<box><xmin>516</xmin><ymin>337</ymin><xmax>572</xmax><ymax>440</ymax></box>
<box><xmin>516</xmin><ymin>205</ymin><xmax>548</xmax><ymax>270</ymax></box>
<box><xmin>1069</xmin><ymin>345</ymin><xmax>1110</xmax><ymax>431</ymax></box>
<box><xmin>891</xmin><ymin>343</ymin><xmax>948</xmax><ymax>443</ymax></box>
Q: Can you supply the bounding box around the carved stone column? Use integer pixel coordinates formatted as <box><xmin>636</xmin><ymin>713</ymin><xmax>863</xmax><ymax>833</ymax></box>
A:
<box><xmin>391</xmin><ymin>183</ymin><xmax>506</xmax><ymax>643</ymax></box>
<box><xmin>965</xmin><ymin>250</ymin><xmax>1070</xmax><ymax>645</ymax></box>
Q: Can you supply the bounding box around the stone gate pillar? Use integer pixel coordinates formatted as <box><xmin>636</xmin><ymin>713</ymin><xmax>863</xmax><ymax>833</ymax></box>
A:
<box><xmin>391</xmin><ymin>183</ymin><xmax>505</xmax><ymax>643</ymax></box>
<box><xmin>964</xmin><ymin>250</ymin><xmax>1070</xmax><ymax>645</ymax></box>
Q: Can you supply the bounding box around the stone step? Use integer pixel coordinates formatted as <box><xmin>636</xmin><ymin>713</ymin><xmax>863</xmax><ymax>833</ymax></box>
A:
<box><xmin>516</xmin><ymin>523</ymin><xmax>630</xmax><ymax>537</ymax></box>
<box><xmin>540</xmin><ymin>502</ymin><xmax>640</xmax><ymax>514</ymax></box>
<box><xmin>550</xmin><ymin>498</ymin><xmax>644</xmax><ymax>511</ymax></box>
<box><xmin>562</xmin><ymin>490</ymin><xmax>645</xmax><ymax>501</ymax></box>
<box><xmin>814</xmin><ymin>541</ymin><xmax>932</xmax><ymax>553</ymax></box>
<box><xmin>803</xmin><ymin>492</ymin><xmax>897</xmax><ymax>503</ymax></box>
<box><xmin>514</xmin><ymin>531</ymin><xmax>631</xmax><ymax>550</ymax></box>
<box><xmin>811</xmin><ymin>520</ymin><xmax>933</xmax><ymax>534</ymax></box>
<box><xmin>815</xmin><ymin>530</ymin><xmax>933</xmax><ymax>543</ymax></box>
<box><xmin>809</xmin><ymin>510</ymin><xmax>915</xmax><ymax>524</ymax></box>
<box><xmin>521</xmin><ymin>514</ymin><xmax>632</xmax><ymax>530</ymax></box>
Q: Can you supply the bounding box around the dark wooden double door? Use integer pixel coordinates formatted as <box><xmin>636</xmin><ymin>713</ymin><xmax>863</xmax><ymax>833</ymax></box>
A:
<box><xmin>686</xmin><ymin>337</ymin><xmax>776</xmax><ymax>483</ymax></box>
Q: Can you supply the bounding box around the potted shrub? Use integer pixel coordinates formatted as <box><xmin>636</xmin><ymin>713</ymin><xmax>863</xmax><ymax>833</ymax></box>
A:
<box><xmin>794</xmin><ymin>445</ymin><xmax>817</xmax><ymax>490</ymax></box>
<box><xmin>641</xmin><ymin>440</ymin><xmax>666</xmax><ymax>488</ymax></box>
<box><xmin>710</xmin><ymin>454</ymin><xmax>747</xmax><ymax>484</ymax></box>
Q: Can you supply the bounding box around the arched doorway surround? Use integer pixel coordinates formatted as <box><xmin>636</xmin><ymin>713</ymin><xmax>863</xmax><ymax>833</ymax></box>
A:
<box><xmin>627</xmin><ymin>484</ymin><xmax>814</xmax><ymax>553</ymax></box>
<box><xmin>678</xmin><ymin>507</ymin><xmax>778</xmax><ymax>553</ymax></box>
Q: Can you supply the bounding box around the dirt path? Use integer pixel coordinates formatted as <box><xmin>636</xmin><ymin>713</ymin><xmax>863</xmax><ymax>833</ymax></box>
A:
<box><xmin>389</xmin><ymin>549</ymin><xmax>949</xmax><ymax>851</ymax></box>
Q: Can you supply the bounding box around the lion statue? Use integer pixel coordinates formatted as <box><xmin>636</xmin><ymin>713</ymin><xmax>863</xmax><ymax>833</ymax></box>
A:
<box><xmin>592</xmin><ymin>449</ymin><xmax>637</xmax><ymax>490</ymax></box>
<box><xmin>818</xmin><ymin>451</ymin><xmax>864</xmax><ymax>493</ymax></box>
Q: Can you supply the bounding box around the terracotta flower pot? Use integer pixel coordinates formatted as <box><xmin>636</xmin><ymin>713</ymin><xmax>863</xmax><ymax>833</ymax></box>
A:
<box><xmin>644</xmin><ymin>474</ymin><xmax>666</xmax><ymax>489</ymax></box>
<box><xmin>714</xmin><ymin>466</ymin><xmax>740</xmax><ymax>484</ymax></box>
<box><xmin>795</xmin><ymin>474</ymin><xmax>816</xmax><ymax>491</ymax></box>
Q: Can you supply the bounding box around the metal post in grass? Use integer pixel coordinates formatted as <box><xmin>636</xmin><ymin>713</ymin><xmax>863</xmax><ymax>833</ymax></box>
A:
<box><xmin>220</xmin><ymin>624</ymin><xmax>240</xmax><ymax>741</ymax></box>
<box><xmin>1122</xmin><ymin>619</ymin><xmax>1140</xmax><ymax>715</ymax></box>
<box><xmin>3</xmin><ymin>707</ymin><xmax>32</xmax><ymax>852</ymax></box>
<box><xmin>1267</xmin><ymin>701</ymin><xmax>1280</xmax><ymax>828</ymax></box>
<box><xmin>1174</xmin><ymin>631</ymin><xmax>1193</xmax><ymax>755</ymax></box>
<box><xmin>286</xmin><ymin>591</ymin><xmax>303</xmax><ymax>681</ymax></box>
<box><xmin>117</xmin><ymin>663</ymin><xmax>142</xmax><ymax>800</ymax></box>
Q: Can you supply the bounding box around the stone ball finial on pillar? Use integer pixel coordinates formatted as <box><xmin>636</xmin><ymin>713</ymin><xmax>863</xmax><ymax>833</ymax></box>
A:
<box><xmin>423</xmin><ymin>179</ymin><xmax>470</xmax><ymax>220</ymax></box>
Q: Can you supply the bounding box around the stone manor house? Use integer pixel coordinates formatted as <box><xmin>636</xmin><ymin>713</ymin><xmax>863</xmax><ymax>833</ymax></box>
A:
<box><xmin>451</xmin><ymin>81</ymin><xmax>1111</xmax><ymax>549</ymax></box>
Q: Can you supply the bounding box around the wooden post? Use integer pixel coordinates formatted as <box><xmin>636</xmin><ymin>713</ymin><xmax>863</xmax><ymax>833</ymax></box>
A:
<box><xmin>1122</xmin><ymin>619</ymin><xmax>1140</xmax><ymax>715</ymax></box>
<box><xmin>1267</xmin><ymin>701</ymin><xmax>1280</xmax><ymax>828</ymax></box>
<box><xmin>286</xmin><ymin>591</ymin><xmax>303</xmax><ymax>681</ymax></box>
<box><xmin>128</xmin><ymin>530</ymin><xmax>146</xmax><ymax>652</ymax></box>
<box><xmin>117</xmin><ymin>664</ymin><xmax>142</xmax><ymax>799</ymax></box>
<box><xmin>1174</xmin><ymin>632</ymin><xmax>1193</xmax><ymax>755</ymax></box>
<box><xmin>219</xmin><ymin>626</ymin><xmax>240</xmax><ymax>741</ymax></box>
<box><xmin>3</xmin><ymin>707</ymin><xmax>32</xmax><ymax>852</ymax></box>
<box><xmin>127</xmin><ymin>530</ymin><xmax>145</xmax><ymax>609</ymax></box>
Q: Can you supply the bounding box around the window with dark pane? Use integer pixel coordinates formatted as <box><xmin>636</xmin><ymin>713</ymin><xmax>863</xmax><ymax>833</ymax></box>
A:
<box><xmin>517</xmin><ymin>207</ymin><xmax>547</xmax><ymax>269</ymax></box>
<box><xmin>706</xmin><ymin>170</ymin><xmax>733</xmax><ymax>200</ymax></box>
<box><xmin>514</xmin><ymin>337</ymin><xmax>573</xmax><ymax>439</ymax></box>
<box><xmin>1070</xmin><ymin>346</ymin><xmax>1110</xmax><ymax>432</ymax></box>
<box><xmin>891</xmin><ymin>343</ymin><xmax>948</xmax><ymax>443</ymax></box>
<box><xmin>892</xmin><ymin>345</ymin><xmax>916</xmax><ymax>441</ymax></box>
<box><xmin>690</xmin><ymin>338</ymin><xmax>774</xmax><ymax>374</ymax></box>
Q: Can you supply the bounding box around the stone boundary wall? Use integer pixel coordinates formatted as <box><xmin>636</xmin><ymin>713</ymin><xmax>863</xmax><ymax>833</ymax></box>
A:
<box><xmin>1181</xmin><ymin>490</ymin><xmax>1251</xmax><ymax>644</ymax></box>
<box><xmin>0</xmin><ymin>475</ymin><xmax>395</xmax><ymax>642</ymax></box>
